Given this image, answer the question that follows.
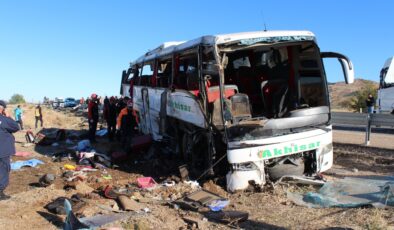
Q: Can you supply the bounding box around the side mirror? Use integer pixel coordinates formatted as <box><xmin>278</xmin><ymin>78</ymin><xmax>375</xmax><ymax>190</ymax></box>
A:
<box><xmin>322</xmin><ymin>52</ymin><xmax>354</xmax><ymax>84</ymax></box>
<box><xmin>338</xmin><ymin>58</ymin><xmax>354</xmax><ymax>84</ymax></box>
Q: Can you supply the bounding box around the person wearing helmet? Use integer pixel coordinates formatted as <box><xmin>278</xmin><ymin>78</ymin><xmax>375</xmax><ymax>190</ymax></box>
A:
<box><xmin>116</xmin><ymin>100</ymin><xmax>136</xmax><ymax>149</ymax></box>
<box><xmin>88</xmin><ymin>94</ymin><xmax>99</xmax><ymax>143</ymax></box>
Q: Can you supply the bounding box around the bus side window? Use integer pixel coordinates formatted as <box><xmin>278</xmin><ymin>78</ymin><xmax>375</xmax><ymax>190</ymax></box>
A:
<box><xmin>175</xmin><ymin>60</ymin><xmax>188</xmax><ymax>89</ymax></box>
<box><xmin>175</xmin><ymin>54</ymin><xmax>198</xmax><ymax>90</ymax></box>
<box><xmin>141</xmin><ymin>63</ymin><xmax>154</xmax><ymax>87</ymax></box>
<box><xmin>158</xmin><ymin>59</ymin><xmax>172</xmax><ymax>88</ymax></box>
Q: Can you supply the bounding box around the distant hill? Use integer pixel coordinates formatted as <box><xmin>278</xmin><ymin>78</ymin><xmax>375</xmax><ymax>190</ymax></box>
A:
<box><xmin>328</xmin><ymin>78</ymin><xmax>378</xmax><ymax>109</ymax></box>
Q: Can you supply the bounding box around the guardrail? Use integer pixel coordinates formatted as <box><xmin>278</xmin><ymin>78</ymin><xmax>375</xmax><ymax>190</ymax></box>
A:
<box><xmin>331</xmin><ymin>112</ymin><xmax>394</xmax><ymax>145</ymax></box>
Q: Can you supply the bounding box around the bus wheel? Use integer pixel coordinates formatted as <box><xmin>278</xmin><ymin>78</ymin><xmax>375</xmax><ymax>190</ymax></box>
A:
<box><xmin>182</xmin><ymin>131</ymin><xmax>210</xmax><ymax>177</ymax></box>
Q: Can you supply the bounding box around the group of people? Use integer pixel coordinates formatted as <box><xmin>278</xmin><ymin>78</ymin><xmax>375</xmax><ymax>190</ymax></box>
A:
<box><xmin>0</xmin><ymin>102</ymin><xmax>44</xmax><ymax>200</ymax></box>
<box><xmin>87</xmin><ymin>94</ymin><xmax>137</xmax><ymax>148</ymax></box>
<box><xmin>0</xmin><ymin>94</ymin><xmax>136</xmax><ymax>201</ymax></box>
<box><xmin>9</xmin><ymin>104</ymin><xmax>44</xmax><ymax>130</ymax></box>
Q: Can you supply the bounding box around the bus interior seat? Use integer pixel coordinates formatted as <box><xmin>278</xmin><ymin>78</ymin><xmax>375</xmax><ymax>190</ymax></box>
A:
<box><xmin>261</xmin><ymin>78</ymin><xmax>289</xmax><ymax>118</ymax></box>
<box><xmin>235</xmin><ymin>66</ymin><xmax>254</xmax><ymax>93</ymax></box>
<box><xmin>173</xmin><ymin>72</ymin><xmax>187</xmax><ymax>89</ymax></box>
<box><xmin>235</xmin><ymin>66</ymin><xmax>264</xmax><ymax>108</ymax></box>
<box><xmin>230</xmin><ymin>93</ymin><xmax>252</xmax><ymax>123</ymax></box>
<box><xmin>187</xmin><ymin>72</ymin><xmax>200</xmax><ymax>96</ymax></box>
<box><xmin>207</xmin><ymin>85</ymin><xmax>237</xmax><ymax>103</ymax></box>
<box><xmin>211</xmin><ymin>98</ymin><xmax>231</xmax><ymax>128</ymax></box>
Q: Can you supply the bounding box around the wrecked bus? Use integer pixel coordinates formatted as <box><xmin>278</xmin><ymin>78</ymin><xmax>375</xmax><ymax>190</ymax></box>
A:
<box><xmin>120</xmin><ymin>31</ymin><xmax>354</xmax><ymax>191</ymax></box>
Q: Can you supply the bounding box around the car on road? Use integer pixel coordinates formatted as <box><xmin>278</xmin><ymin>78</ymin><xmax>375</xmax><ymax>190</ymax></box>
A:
<box><xmin>64</xmin><ymin>98</ymin><xmax>77</xmax><ymax>108</ymax></box>
<box><xmin>52</xmin><ymin>98</ymin><xmax>64</xmax><ymax>108</ymax></box>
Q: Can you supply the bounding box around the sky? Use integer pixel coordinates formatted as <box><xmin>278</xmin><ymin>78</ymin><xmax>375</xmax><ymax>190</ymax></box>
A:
<box><xmin>0</xmin><ymin>0</ymin><xmax>393</xmax><ymax>102</ymax></box>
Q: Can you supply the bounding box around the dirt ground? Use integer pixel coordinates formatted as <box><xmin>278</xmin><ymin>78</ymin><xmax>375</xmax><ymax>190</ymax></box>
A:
<box><xmin>0</xmin><ymin>105</ymin><xmax>393</xmax><ymax>230</ymax></box>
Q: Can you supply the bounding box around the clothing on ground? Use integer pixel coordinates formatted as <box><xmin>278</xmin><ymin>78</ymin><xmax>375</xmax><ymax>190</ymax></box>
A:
<box><xmin>11</xmin><ymin>158</ymin><xmax>44</xmax><ymax>170</ymax></box>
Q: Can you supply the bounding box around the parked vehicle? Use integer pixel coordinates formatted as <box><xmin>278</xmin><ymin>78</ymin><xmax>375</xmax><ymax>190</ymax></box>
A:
<box><xmin>52</xmin><ymin>98</ymin><xmax>64</xmax><ymax>108</ymax></box>
<box><xmin>377</xmin><ymin>57</ymin><xmax>394</xmax><ymax>113</ymax></box>
<box><xmin>120</xmin><ymin>30</ymin><xmax>354</xmax><ymax>191</ymax></box>
<box><xmin>64</xmin><ymin>98</ymin><xmax>77</xmax><ymax>108</ymax></box>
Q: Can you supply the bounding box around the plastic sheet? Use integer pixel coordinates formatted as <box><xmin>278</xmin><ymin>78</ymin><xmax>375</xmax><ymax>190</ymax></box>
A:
<box><xmin>137</xmin><ymin>177</ymin><xmax>156</xmax><ymax>189</ymax></box>
<box><xmin>208</xmin><ymin>199</ymin><xmax>230</xmax><ymax>212</ymax></box>
<box><xmin>95</xmin><ymin>129</ymin><xmax>107</xmax><ymax>137</ymax></box>
<box><xmin>287</xmin><ymin>176</ymin><xmax>394</xmax><ymax>208</ymax></box>
<box><xmin>77</xmin><ymin>140</ymin><xmax>92</xmax><ymax>152</ymax></box>
<box><xmin>11</xmin><ymin>159</ymin><xmax>44</xmax><ymax>170</ymax></box>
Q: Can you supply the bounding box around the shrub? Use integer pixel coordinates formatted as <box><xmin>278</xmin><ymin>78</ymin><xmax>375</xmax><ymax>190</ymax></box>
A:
<box><xmin>348</xmin><ymin>83</ymin><xmax>378</xmax><ymax>112</ymax></box>
<box><xmin>9</xmin><ymin>94</ymin><xmax>26</xmax><ymax>104</ymax></box>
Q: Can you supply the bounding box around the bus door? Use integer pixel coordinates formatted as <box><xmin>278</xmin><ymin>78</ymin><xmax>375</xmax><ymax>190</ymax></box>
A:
<box><xmin>141</xmin><ymin>87</ymin><xmax>152</xmax><ymax>134</ymax></box>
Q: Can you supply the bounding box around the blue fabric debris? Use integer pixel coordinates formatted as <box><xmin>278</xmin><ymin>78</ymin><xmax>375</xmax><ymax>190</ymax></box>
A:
<box><xmin>11</xmin><ymin>159</ymin><xmax>44</xmax><ymax>170</ymax></box>
<box><xmin>95</xmin><ymin>129</ymin><xmax>107</xmax><ymax>137</ymax></box>
<box><xmin>208</xmin><ymin>199</ymin><xmax>230</xmax><ymax>212</ymax></box>
<box><xmin>77</xmin><ymin>140</ymin><xmax>92</xmax><ymax>152</ymax></box>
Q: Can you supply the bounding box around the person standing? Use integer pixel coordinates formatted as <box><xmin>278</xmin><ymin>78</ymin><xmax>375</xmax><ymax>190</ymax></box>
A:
<box><xmin>103</xmin><ymin>96</ymin><xmax>109</xmax><ymax>108</ymax></box>
<box><xmin>366</xmin><ymin>94</ymin><xmax>375</xmax><ymax>114</ymax></box>
<box><xmin>105</xmin><ymin>97</ymin><xmax>117</xmax><ymax>141</ymax></box>
<box><xmin>35</xmin><ymin>104</ymin><xmax>43</xmax><ymax>129</ymax></box>
<box><xmin>0</xmin><ymin>100</ymin><xmax>20</xmax><ymax>200</ymax></box>
<box><xmin>116</xmin><ymin>96</ymin><xmax>127</xmax><ymax>115</ymax></box>
<box><xmin>79</xmin><ymin>97</ymin><xmax>85</xmax><ymax>109</ymax></box>
<box><xmin>88</xmin><ymin>93</ymin><xmax>99</xmax><ymax>143</ymax></box>
<box><xmin>117</xmin><ymin>100</ymin><xmax>137</xmax><ymax>149</ymax></box>
<box><xmin>14</xmin><ymin>105</ymin><xmax>23</xmax><ymax>130</ymax></box>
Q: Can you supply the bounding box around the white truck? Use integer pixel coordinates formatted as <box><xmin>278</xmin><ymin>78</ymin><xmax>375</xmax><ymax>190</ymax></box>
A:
<box><xmin>377</xmin><ymin>57</ymin><xmax>394</xmax><ymax>113</ymax></box>
<box><xmin>120</xmin><ymin>31</ymin><xmax>354</xmax><ymax>191</ymax></box>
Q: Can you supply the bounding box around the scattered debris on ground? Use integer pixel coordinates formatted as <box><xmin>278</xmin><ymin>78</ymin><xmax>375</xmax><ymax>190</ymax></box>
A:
<box><xmin>1</xmin><ymin>107</ymin><xmax>393</xmax><ymax>229</ymax></box>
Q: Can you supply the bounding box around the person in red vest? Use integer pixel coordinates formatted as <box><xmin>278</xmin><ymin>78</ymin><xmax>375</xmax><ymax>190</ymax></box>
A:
<box><xmin>88</xmin><ymin>94</ymin><xmax>99</xmax><ymax>143</ymax></box>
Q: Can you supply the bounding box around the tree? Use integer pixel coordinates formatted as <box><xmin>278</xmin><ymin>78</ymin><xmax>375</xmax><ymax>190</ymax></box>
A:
<box><xmin>348</xmin><ymin>83</ymin><xmax>378</xmax><ymax>112</ymax></box>
<box><xmin>9</xmin><ymin>94</ymin><xmax>26</xmax><ymax>104</ymax></box>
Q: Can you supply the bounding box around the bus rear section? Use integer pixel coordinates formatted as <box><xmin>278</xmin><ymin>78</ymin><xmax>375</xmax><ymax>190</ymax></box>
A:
<box><xmin>378</xmin><ymin>57</ymin><xmax>394</xmax><ymax>113</ymax></box>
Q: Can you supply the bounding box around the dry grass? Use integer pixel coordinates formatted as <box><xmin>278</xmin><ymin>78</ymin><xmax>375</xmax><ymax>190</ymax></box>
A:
<box><xmin>329</xmin><ymin>79</ymin><xmax>378</xmax><ymax>110</ymax></box>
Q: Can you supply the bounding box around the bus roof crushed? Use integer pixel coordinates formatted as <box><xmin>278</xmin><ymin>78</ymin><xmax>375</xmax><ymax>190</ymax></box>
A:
<box><xmin>132</xmin><ymin>30</ymin><xmax>316</xmax><ymax>65</ymax></box>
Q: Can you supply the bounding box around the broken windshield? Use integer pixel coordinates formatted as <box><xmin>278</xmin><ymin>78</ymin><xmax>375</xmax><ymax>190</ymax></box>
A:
<box><xmin>238</xmin><ymin>35</ymin><xmax>315</xmax><ymax>46</ymax></box>
<box><xmin>220</xmin><ymin>41</ymin><xmax>330</xmax><ymax>141</ymax></box>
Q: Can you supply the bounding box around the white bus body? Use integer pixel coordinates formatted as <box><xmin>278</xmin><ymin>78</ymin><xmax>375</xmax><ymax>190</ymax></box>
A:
<box><xmin>120</xmin><ymin>31</ymin><xmax>354</xmax><ymax>191</ymax></box>
<box><xmin>378</xmin><ymin>57</ymin><xmax>394</xmax><ymax>113</ymax></box>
